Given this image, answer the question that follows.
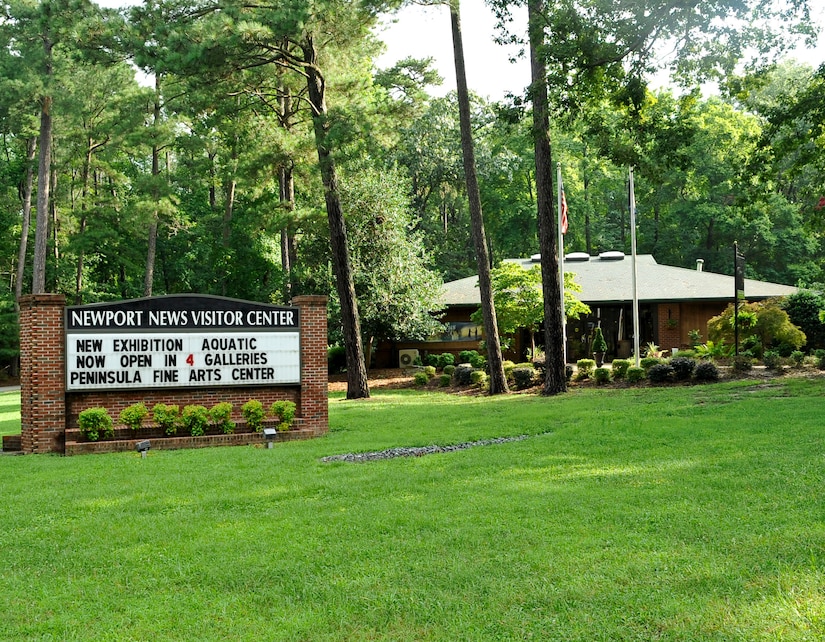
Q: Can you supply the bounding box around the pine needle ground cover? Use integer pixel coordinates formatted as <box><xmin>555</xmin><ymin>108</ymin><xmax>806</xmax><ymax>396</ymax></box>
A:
<box><xmin>1</xmin><ymin>379</ymin><xmax>824</xmax><ymax>640</ymax></box>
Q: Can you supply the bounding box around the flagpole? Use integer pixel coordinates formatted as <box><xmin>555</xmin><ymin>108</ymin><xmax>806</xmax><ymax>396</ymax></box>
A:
<box><xmin>557</xmin><ymin>162</ymin><xmax>566</xmax><ymax>365</ymax></box>
<box><xmin>629</xmin><ymin>167</ymin><xmax>640</xmax><ymax>367</ymax></box>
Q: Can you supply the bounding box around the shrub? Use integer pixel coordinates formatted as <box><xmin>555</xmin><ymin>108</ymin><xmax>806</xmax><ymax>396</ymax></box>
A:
<box><xmin>470</xmin><ymin>370</ymin><xmax>487</xmax><ymax>386</ymax></box>
<box><xmin>565</xmin><ymin>364</ymin><xmax>574</xmax><ymax>381</ymax></box>
<box><xmin>210</xmin><ymin>402</ymin><xmax>235</xmax><ymax>434</ymax></box>
<box><xmin>443</xmin><ymin>364</ymin><xmax>456</xmax><ymax>376</ymax></box>
<box><xmin>762</xmin><ymin>350</ymin><xmax>783</xmax><ymax>371</ymax></box>
<box><xmin>459</xmin><ymin>350</ymin><xmax>478</xmax><ymax>364</ymax></box>
<box><xmin>731</xmin><ymin>355</ymin><xmax>753</xmax><ymax>373</ymax></box>
<box><xmin>816</xmin><ymin>349</ymin><xmax>825</xmax><ymax>370</ymax></box>
<box><xmin>670</xmin><ymin>357</ymin><xmax>696</xmax><ymax>381</ymax></box>
<box><xmin>78</xmin><ymin>407</ymin><xmax>114</xmax><ymax>441</ymax></box>
<box><xmin>694</xmin><ymin>361</ymin><xmax>720</xmax><ymax>382</ymax></box>
<box><xmin>594</xmin><ymin>367</ymin><xmax>611</xmax><ymax>384</ymax></box>
<box><xmin>453</xmin><ymin>364</ymin><xmax>475</xmax><ymax>386</ymax></box>
<box><xmin>181</xmin><ymin>404</ymin><xmax>209</xmax><ymax>437</ymax></box>
<box><xmin>502</xmin><ymin>360</ymin><xmax>517</xmax><ymax>378</ymax></box>
<box><xmin>413</xmin><ymin>371</ymin><xmax>429</xmax><ymax>386</ymax></box>
<box><xmin>437</xmin><ymin>353</ymin><xmax>455</xmax><ymax>369</ymax></box>
<box><xmin>152</xmin><ymin>403</ymin><xmax>180</xmax><ymax>436</ymax></box>
<box><xmin>575</xmin><ymin>359</ymin><xmax>596</xmax><ymax>380</ymax></box>
<box><xmin>426</xmin><ymin>354</ymin><xmax>439</xmax><ymax>368</ymax></box>
<box><xmin>511</xmin><ymin>367</ymin><xmax>536</xmax><ymax>390</ymax></box>
<box><xmin>640</xmin><ymin>356</ymin><xmax>661</xmax><ymax>371</ymax></box>
<box><xmin>119</xmin><ymin>402</ymin><xmax>148</xmax><ymax>431</ymax></box>
<box><xmin>591</xmin><ymin>327</ymin><xmax>608</xmax><ymax>354</ymax></box>
<box><xmin>469</xmin><ymin>353</ymin><xmax>487</xmax><ymax>369</ymax></box>
<box><xmin>648</xmin><ymin>363</ymin><xmax>675</xmax><ymax>384</ymax></box>
<box><xmin>790</xmin><ymin>350</ymin><xmax>805</xmax><ymax>368</ymax></box>
<box><xmin>611</xmin><ymin>359</ymin><xmax>631</xmax><ymax>379</ymax></box>
<box><xmin>423</xmin><ymin>365</ymin><xmax>437</xmax><ymax>378</ymax></box>
<box><xmin>270</xmin><ymin>400</ymin><xmax>297</xmax><ymax>431</ymax></box>
<box><xmin>327</xmin><ymin>345</ymin><xmax>346</xmax><ymax>374</ymax></box>
<box><xmin>439</xmin><ymin>374</ymin><xmax>452</xmax><ymax>387</ymax></box>
<box><xmin>626</xmin><ymin>366</ymin><xmax>645</xmax><ymax>383</ymax></box>
<box><xmin>241</xmin><ymin>399</ymin><xmax>265</xmax><ymax>432</ymax></box>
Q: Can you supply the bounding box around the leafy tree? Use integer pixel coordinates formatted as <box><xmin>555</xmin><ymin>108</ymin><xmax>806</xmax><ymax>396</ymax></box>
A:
<box><xmin>471</xmin><ymin>262</ymin><xmax>590</xmax><ymax>358</ymax></box>
<box><xmin>783</xmin><ymin>290</ymin><xmax>825</xmax><ymax>351</ymax></box>
<box><xmin>708</xmin><ymin>299</ymin><xmax>806</xmax><ymax>354</ymax></box>
<box><xmin>338</xmin><ymin>165</ymin><xmax>444</xmax><ymax>367</ymax></box>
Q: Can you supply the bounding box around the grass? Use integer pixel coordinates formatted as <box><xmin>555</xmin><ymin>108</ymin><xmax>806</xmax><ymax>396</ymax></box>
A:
<box><xmin>0</xmin><ymin>390</ymin><xmax>20</xmax><ymax>437</ymax></box>
<box><xmin>0</xmin><ymin>379</ymin><xmax>824</xmax><ymax>640</ymax></box>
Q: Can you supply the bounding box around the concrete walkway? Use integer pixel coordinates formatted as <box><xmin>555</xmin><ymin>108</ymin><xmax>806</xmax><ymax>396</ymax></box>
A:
<box><xmin>0</xmin><ymin>385</ymin><xmax>20</xmax><ymax>394</ymax></box>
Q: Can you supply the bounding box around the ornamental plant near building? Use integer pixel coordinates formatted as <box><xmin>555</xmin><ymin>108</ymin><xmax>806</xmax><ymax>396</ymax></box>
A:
<box><xmin>78</xmin><ymin>407</ymin><xmax>114</xmax><ymax>442</ymax></box>
<box><xmin>270</xmin><ymin>401</ymin><xmax>296</xmax><ymax>432</ymax></box>
<box><xmin>242</xmin><ymin>400</ymin><xmax>265</xmax><ymax>432</ymax></box>
<box><xmin>210</xmin><ymin>402</ymin><xmax>235</xmax><ymax>434</ymax></box>
<box><xmin>119</xmin><ymin>402</ymin><xmax>148</xmax><ymax>431</ymax></box>
<box><xmin>152</xmin><ymin>403</ymin><xmax>180</xmax><ymax>436</ymax></box>
<box><xmin>181</xmin><ymin>405</ymin><xmax>210</xmax><ymax>437</ymax></box>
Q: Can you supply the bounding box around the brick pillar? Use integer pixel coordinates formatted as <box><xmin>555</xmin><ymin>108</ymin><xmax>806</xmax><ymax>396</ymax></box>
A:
<box><xmin>292</xmin><ymin>295</ymin><xmax>328</xmax><ymax>436</ymax></box>
<box><xmin>19</xmin><ymin>294</ymin><xmax>67</xmax><ymax>454</ymax></box>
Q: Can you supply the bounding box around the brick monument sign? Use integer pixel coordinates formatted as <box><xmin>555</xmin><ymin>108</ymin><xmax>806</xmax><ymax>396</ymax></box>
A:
<box><xmin>17</xmin><ymin>293</ymin><xmax>328</xmax><ymax>455</ymax></box>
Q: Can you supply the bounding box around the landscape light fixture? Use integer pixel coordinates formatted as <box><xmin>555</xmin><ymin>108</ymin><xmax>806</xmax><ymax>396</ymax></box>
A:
<box><xmin>135</xmin><ymin>440</ymin><xmax>151</xmax><ymax>458</ymax></box>
<box><xmin>263</xmin><ymin>428</ymin><xmax>277</xmax><ymax>449</ymax></box>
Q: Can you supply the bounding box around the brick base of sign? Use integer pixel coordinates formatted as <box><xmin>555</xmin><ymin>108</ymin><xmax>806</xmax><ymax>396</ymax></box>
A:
<box><xmin>19</xmin><ymin>293</ymin><xmax>329</xmax><ymax>455</ymax></box>
<box><xmin>64</xmin><ymin>422</ymin><xmax>315</xmax><ymax>456</ymax></box>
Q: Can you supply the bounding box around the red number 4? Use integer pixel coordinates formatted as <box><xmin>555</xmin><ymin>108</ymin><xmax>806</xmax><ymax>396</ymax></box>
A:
<box><xmin>186</xmin><ymin>354</ymin><xmax>194</xmax><ymax>366</ymax></box>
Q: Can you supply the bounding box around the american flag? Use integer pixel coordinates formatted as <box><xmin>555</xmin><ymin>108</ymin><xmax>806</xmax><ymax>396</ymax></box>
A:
<box><xmin>560</xmin><ymin>183</ymin><xmax>569</xmax><ymax>234</ymax></box>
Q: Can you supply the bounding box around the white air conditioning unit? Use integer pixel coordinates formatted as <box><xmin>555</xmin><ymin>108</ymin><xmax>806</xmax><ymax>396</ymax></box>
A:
<box><xmin>398</xmin><ymin>349</ymin><xmax>419</xmax><ymax>368</ymax></box>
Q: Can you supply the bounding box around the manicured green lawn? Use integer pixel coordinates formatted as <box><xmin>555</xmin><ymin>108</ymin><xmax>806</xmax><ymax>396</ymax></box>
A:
<box><xmin>0</xmin><ymin>379</ymin><xmax>824</xmax><ymax>640</ymax></box>
<box><xmin>0</xmin><ymin>390</ymin><xmax>20</xmax><ymax>437</ymax></box>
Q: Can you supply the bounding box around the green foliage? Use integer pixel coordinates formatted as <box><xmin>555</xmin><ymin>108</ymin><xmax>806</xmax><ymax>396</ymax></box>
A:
<box><xmin>575</xmin><ymin>359</ymin><xmax>596</xmax><ymax>380</ymax></box>
<box><xmin>152</xmin><ymin>404</ymin><xmax>180</xmax><ymax>436</ymax></box>
<box><xmin>626</xmin><ymin>366</ymin><xmax>646</xmax><ymax>383</ymax></box>
<box><xmin>210</xmin><ymin>402</ymin><xmax>235</xmax><ymax>435</ymax></box>
<box><xmin>438</xmin><ymin>374</ymin><xmax>452</xmax><ymax>387</ymax></box>
<box><xmin>241</xmin><ymin>400</ymin><xmax>265</xmax><ymax>432</ymax></box>
<box><xmin>327</xmin><ymin>345</ymin><xmax>347</xmax><ymax>374</ymax></box>
<box><xmin>709</xmin><ymin>301</ymin><xmax>806</xmax><ymax>353</ymax></box>
<box><xmin>784</xmin><ymin>291</ymin><xmax>825</xmax><ymax>350</ymax></box>
<box><xmin>270</xmin><ymin>401</ymin><xmax>297</xmax><ymax>432</ymax></box>
<box><xmin>611</xmin><ymin>359</ymin><xmax>631</xmax><ymax>379</ymax></box>
<box><xmin>594</xmin><ymin>367</ymin><xmax>611</xmax><ymax>384</ymax></box>
<box><xmin>181</xmin><ymin>405</ymin><xmax>210</xmax><ymax>437</ymax></box>
<box><xmin>423</xmin><ymin>365</ymin><xmax>437</xmax><ymax>378</ymax></box>
<box><xmin>511</xmin><ymin>367</ymin><xmax>536</xmax><ymax>390</ymax></box>
<box><xmin>640</xmin><ymin>357</ymin><xmax>662</xmax><ymax>371</ymax></box>
<box><xmin>470</xmin><ymin>370</ymin><xmax>487</xmax><ymax>387</ymax></box>
<box><xmin>453</xmin><ymin>364</ymin><xmax>475</xmax><ymax>386</ymax></box>
<box><xmin>413</xmin><ymin>372</ymin><xmax>429</xmax><ymax>386</ymax></box>
<box><xmin>119</xmin><ymin>403</ymin><xmax>148</xmax><ymax>431</ymax></box>
<box><xmin>790</xmin><ymin>350</ymin><xmax>805</xmax><ymax>368</ymax></box>
<box><xmin>443</xmin><ymin>364</ymin><xmax>456</xmax><ymax>376</ymax></box>
<box><xmin>695</xmin><ymin>340</ymin><xmax>731</xmax><ymax>360</ymax></box>
<box><xmin>670</xmin><ymin>357</ymin><xmax>696</xmax><ymax>381</ymax></box>
<box><xmin>78</xmin><ymin>407</ymin><xmax>114</xmax><ymax>442</ymax></box>
<box><xmin>648</xmin><ymin>363</ymin><xmax>675</xmax><ymax>384</ymax></box>
<box><xmin>0</xmin><ymin>291</ymin><xmax>19</xmax><ymax>375</ymax></box>
<box><xmin>591</xmin><ymin>327</ymin><xmax>608</xmax><ymax>354</ymax></box>
<box><xmin>731</xmin><ymin>355</ymin><xmax>754</xmax><ymax>373</ymax></box>
<box><xmin>762</xmin><ymin>351</ymin><xmax>783</xmax><ymax>371</ymax></box>
<box><xmin>688</xmin><ymin>329</ymin><xmax>703</xmax><ymax>348</ymax></box>
<box><xmin>694</xmin><ymin>361</ymin><xmax>720</xmax><ymax>382</ymax></box>
<box><xmin>437</xmin><ymin>353</ymin><xmax>455</xmax><ymax>369</ymax></box>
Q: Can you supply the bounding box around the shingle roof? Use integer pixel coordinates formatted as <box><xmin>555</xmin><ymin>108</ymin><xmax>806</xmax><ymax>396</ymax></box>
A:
<box><xmin>442</xmin><ymin>254</ymin><xmax>797</xmax><ymax>306</ymax></box>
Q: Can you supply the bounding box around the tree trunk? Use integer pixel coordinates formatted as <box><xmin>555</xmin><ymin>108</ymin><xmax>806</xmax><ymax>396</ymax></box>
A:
<box><xmin>279</xmin><ymin>163</ymin><xmax>296</xmax><ymax>298</ymax></box>
<box><xmin>450</xmin><ymin>1</ymin><xmax>508</xmax><ymax>394</ymax></box>
<box><xmin>303</xmin><ymin>35</ymin><xmax>369</xmax><ymax>399</ymax></box>
<box><xmin>143</xmin><ymin>76</ymin><xmax>162</xmax><ymax>297</ymax></box>
<box><xmin>528</xmin><ymin>0</ymin><xmax>566</xmax><ymax>395</ymax></box>
<box><xmin>32</xmin><ymin>36</ymin><xmax>53</xmax><ymax>295</ymax></box>
<box><xmin>15</xmin><ymin>136</ymin><xmax>37</xmax><ymax>304</ymax></box>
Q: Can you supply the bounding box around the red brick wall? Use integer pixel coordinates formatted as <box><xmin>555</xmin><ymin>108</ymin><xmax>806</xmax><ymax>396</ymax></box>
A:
<box><xmin>19</xmin><ymin>294</ymin><xmax>67</xmax><ymax>454</ymax></box>
<box><xmin>19</xmin><ymin>295</ymin><xmax>329</xmax><ymax>454</ymax></box>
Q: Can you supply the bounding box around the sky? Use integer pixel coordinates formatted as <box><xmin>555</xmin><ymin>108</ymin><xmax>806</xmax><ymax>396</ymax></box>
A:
<box><xmin>99</xmin><ymin>0</ymin><xmax>825</xmax><ymax>101</ymax></box>
<box><xmin>374</xmin><ymin>0</ymin><xmax>825</xmax><ymax>101</ymax></box>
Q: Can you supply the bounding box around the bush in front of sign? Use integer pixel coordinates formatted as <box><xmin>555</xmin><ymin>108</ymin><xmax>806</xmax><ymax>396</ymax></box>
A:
<box><xmin>210</xmin><ymin>402</ymin><xmax>235</xmax><ymax>434</ymax></box>
<box><xmin>153</xmin><ymin>403</ymin><xmax>180</xmax><ymax>436</ymax></box>
<box><xmin>182</xmin><ymin>405</ymin><xmax>210</xmax><ymax>437</ymax></box>
<box><xmin>242</xmin><ymin>400</ymin><xmax>265</xmax><ymax>432</ymax></box>
<box><xmin>78</xmin><ymin>408</ymin><xmax>114</xmax><ymax>442</ymax></box>
<box><xmin>119</xmin><ymin>403</ymin><xmax>149</xmax><ymax>431</ymax></box>
<box><xmin>270</xmin><ymin>401</ymin><xmax>296</xmax><ymax>432</ymax></box>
